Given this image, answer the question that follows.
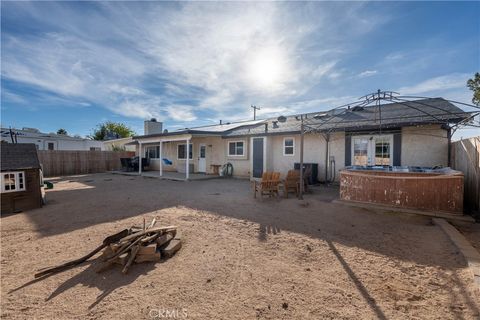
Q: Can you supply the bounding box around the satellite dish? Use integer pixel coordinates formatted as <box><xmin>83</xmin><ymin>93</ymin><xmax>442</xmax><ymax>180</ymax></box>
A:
<box><xmin>277</xmin><ymin>116</ymin><xmax>287</xmax><ymax>123</ymax></box>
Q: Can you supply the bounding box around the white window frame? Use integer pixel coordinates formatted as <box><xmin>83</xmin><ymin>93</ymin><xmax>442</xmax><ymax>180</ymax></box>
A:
<box><xmin>283</xmin><ymin>137</ymin><xmax>295</xmax><ymax>156</ymax></box>
<box><xmin>351</xmin><ymin>134</ymin><xmax>393</xmax><ymax>166</ymax></box>
<box><xmin>177</xmin><ymin>143</ymin><xmax>193</xmax><ymax>160</ymax></box>
<box><xmin>1</xmin><ymin>171</ymin><xmax>26</xmax><ymax>193</ymax></box>
<box><xmin>228</xmin><ymin>140</ymin><xmax>245</xmax><ymax>157</ymax></box>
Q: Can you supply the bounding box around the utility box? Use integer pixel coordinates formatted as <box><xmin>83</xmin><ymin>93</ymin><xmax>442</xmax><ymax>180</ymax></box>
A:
<box><xmin>294</xmin><ymin>163</ymin><xmax>318</xmax><ymax>184</ymax></box>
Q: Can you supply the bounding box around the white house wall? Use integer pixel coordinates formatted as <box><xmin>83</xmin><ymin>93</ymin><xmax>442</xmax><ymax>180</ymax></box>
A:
<box><xmin>0</xmin><ymin>136</ymin><xmax>104</xmax><ymax>150</ymax></box>
<box><xmin>136</xmin><ymin>124</ymin><xmax>449</xmax><ymax>181</ymax></box>
<box><xmin>401</xmin><ymin>124</ymin><xmax>448</xmax><ymax>167</ymax></box>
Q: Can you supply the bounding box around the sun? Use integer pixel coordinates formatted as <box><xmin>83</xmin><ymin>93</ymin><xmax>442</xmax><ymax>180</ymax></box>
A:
<box><xmin>247</xmin><ymin>47</ymin><xmax>288</xmax><ymax>90</ymax></box>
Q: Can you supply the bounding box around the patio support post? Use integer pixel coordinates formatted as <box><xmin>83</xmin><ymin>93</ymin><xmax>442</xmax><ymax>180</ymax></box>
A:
<box><xmin>159</xmin><ymin>141</ymin><xmax>163</xmax><ymax>177</ymax></box>
<box><xmin>185</xmin><ymin>139</ymin><xmax>190</xmax><ymax>180</ymax></box>
<box><xmin>299</xmin><ymin>116</ymin><xmax>304</xmax><ymax>200</ymax></box>
<box><xmin>138</xmin><ymin>142</ymin><xmax>142</xmax><ymax>175</ymax></box>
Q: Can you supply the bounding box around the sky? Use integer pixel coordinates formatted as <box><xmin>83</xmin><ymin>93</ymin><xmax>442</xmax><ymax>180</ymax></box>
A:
<box><xmin>1</xmin><ymin>1</ymin><xmax>479</xmax><ymax>139</ymax></box>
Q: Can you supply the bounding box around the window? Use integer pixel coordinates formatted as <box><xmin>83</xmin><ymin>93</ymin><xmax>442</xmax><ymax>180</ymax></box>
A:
<box><xmin>374</xmin><ymin>137</ymin><xmax>391</xmax><ymax>165</ymax></box>
<box><xmin>90</xmin><ymin>147</ymin><xmax>101</xmax><ymax>151</ymax></box>
<box><xmin>353</xmin><ymin>137</ymin><xmax>369</xmax><ymax>166</ymax></box>
<box><xmin>145</xmin><ymin>146</ymin><xmax>160</xmax><ymax>159</ymax></box>
<box><xmin>1</xmin><ymin>171</ymin><xmax>26</xmax><ymax>193</ymax></box>
<box><xmin>47</xmin><ymin>142</ymin><xmax>55</xmax><ymax>150</ymax></box>
<box><xmin>283</xmin><ymin>137</ymin><xmax>295</xmax><ymax>156</ymax></box>
<box><xmin>177</xmin><ymin>144</ymin><xmax>193</xmax><ymax>160</ymax></box>
<box><xmin>228</xmin><ymin>141</ymin><xmax>244</xmax><ymax>156</ymax></box>
<box><xmin>352</xmin><ymin>135</ymin><xmax>392</xmax><ymax>166</ymax></box>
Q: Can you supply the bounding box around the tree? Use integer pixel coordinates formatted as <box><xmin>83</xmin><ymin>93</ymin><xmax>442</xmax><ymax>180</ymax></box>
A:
<box><xmin>90</xmin><ymin>121</ymin><xmax>135</xmax><ymax>141</ymax></box>
<box><xmin>467</xmin><ymin>72</ymin><xmax>480</xmax><ymax>106</ymax></box>
<box><xmin>57</xmin><ymin>128</ymin><xmax>68</xmax><ymax>135</ymax></box>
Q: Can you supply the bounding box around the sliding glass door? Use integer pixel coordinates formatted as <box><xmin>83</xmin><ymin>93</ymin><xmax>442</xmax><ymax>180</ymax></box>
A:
<box><xmin>352</xmin><ymin>135</ymin><xmax>393</xmax><ymax>166</ymax></box>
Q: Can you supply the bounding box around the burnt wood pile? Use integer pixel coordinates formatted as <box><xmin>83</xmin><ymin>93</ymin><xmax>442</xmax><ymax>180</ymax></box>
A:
<box><xmin>35</xmin><ymin>219</ymin><xmax>182</xmax><ymax>278</ymax></box>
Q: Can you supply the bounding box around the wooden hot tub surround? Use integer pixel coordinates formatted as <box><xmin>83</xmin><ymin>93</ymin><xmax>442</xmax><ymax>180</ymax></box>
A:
<box><xmin>339</xmin><ymin>169</ymin><xmax>464</xmax><ymax>214</ymax></box>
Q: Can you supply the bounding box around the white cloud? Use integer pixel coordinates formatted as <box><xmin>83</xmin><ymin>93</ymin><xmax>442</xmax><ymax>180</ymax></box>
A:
<box><xmin>357</xmin><ymin>70</ymin><xmax>377</xmax><ymax>78</ymax></box>
<box><xmin>398</xmin><ymin>73</ymin><xmax>470</xmax><ymax>95</ymax></box>
<box><xmin>1</xmin><ymin>2</ymin><xmax>390</xmax><ymax>125</ymax></box>
<box><xmin>166</xmin><ymin>106</ymin><xmax>197</xmax><ymax>122</ymax></box>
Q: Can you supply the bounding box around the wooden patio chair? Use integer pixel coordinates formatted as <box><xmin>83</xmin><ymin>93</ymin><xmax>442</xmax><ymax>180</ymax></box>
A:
<box><xmin>283</xmin><ymin>169</ymin><xmax>300</xmax><ymax>198</ymax></box>
<box><xmin>253</xmin><ymin>172</ymin><xmax>281</xmax><ymax>198</ymax></box>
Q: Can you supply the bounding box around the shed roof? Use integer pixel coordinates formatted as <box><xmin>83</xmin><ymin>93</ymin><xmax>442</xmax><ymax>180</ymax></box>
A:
<box><xmin>1</xmin><ymin>143</ymin><xmax>41</xmax><ymax>171</ymax></box>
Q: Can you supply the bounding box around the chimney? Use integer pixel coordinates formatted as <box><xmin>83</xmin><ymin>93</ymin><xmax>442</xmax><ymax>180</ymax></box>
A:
<box><xmin>144</xmin><ymin>118</ymin><xmax>163</xmax><ymax>135</ymax></box>
<box><xmin>219</xmin><ymin>120</ymin><xmax>222</xmax><ymax>125</ymax></box>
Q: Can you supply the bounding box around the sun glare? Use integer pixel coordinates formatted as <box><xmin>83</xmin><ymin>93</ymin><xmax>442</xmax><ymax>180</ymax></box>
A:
<box><xmin>247</xmin><ymin>47</ymin><xmax>288</xmax><ymax>90</ymax></box>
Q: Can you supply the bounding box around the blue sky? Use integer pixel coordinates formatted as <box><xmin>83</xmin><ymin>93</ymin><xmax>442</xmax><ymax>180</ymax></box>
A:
<box><xmin>1</xmin><ymin>1</ymin><xmax>479</xmax><ymax>138</ymax></box>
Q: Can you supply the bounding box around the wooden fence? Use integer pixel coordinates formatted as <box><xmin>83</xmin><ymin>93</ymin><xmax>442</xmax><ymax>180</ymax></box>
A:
<box><xmin>38</xmin><ymin>150</ymin><xmax>135</xmax><ymax>177</ymax></box>
<box><xmin>451</xmin><ymin>136</ymin><xmax>480</xmax><ymax>214</ymax></box>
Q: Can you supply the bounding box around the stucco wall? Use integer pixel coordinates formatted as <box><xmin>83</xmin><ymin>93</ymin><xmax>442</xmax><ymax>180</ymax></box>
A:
<box><xmin>401</xmin><ymin>125</ymin><xmax>448</xmax><ymax>167</ymax></box>
<box><xmin>137</xmin><ymin>124</ymin><xmax>448</xmax><ymax>180</ymax></box>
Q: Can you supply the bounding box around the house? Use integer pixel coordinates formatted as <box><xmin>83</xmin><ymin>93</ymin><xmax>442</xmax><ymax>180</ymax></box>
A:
<box><xmin>1</xmin><ymin>143</ymin><xmax>43</xmax><ymax>214</ymax></box>
<box><xmin>129</xmin><ymin>98</ymin><xmax>471</xmax><ymax>181</ymax></box>
<box><xmin>0</xmin><ymin>127</ymin><xmax>104</xmax><ymax>151</ymax></box>
<box><xmin>103</xmin><ymin>137</ymin><xmax>136</xmax><ymax>152</ymax></box>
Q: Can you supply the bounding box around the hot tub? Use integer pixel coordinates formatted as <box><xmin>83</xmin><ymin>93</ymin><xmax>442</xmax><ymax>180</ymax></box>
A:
<box><xmin>340</xmin><ymin>166</ymin><xmax>464</xmax><ymax>214</ymax></box>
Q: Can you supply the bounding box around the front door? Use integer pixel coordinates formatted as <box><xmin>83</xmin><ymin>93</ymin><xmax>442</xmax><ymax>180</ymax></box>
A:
<box><xmin>198</xmin><ymin>144</ymin><xmax>206</xmax><ymax>173</ymax></box>
<box><xmin>252</xmin><ymin>137</ymin><xmax>264</xmax><ymax>178</ymax></box>
<box><xmin>352</xmin><ymin>135</ymin><xmax>392</xmax><ymax>166</ymax></box>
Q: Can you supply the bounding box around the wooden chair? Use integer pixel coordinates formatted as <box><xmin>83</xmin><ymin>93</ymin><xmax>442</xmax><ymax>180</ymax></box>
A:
<box><xmin>283</xmin><ymin>170</ymin><xmax>300</xmax><ymax>198</ymax></box>
<box><xmin>253</xmin><ymin>172</ymin><xmax>281</xmax><ymax>198</ymax></box>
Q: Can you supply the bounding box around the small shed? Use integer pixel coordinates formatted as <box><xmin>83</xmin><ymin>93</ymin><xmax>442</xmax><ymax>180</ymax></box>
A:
<box><xmin>1</xmin><ymin>142</ymin><xmax>43</xmax><ymax>214</ymax></box>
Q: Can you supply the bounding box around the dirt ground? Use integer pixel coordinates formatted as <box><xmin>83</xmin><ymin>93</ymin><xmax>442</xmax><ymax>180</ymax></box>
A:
<box><xmin>1</xmin><ymin>173</ymin><xmax>479</xmax><ymax>319</ymax></box>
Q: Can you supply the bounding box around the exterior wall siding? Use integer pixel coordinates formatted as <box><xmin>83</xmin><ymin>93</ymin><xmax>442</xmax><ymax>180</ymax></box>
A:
<box><xmin>401</xmin><ymin>125</ymin><xmax>448</xmax><ymax>167</ymax></box>
<box><xmin>137</xmin><ymin>124</ymin><xmax>449</xmax><ymax>181</ymax></box>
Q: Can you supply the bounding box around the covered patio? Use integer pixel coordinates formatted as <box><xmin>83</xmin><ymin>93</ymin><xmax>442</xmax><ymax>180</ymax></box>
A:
<box><xmin>122</xmin><ymin>132</ymin><xmax>223</xmax><ymax>181</ymax></box>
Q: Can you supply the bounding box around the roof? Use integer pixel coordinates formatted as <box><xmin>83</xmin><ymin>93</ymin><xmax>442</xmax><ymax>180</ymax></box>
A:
<box><xmin>224</xmin><ymin>98</ymin><xmax>471</xmax><ymax>137</ymax></box>
<box><xmin>132</xmin><ymin>119</ymin><xmax>265</xmax><ymax>139</ymax></box>
<box><xmin>1</xmin><ymin>143</ymin><xmax>41</xmax><ymax>171</ymax></box>
<box><xmin>305</xmin><ymin>98</ymin><xmax>471</xmax><ymax>132</ymax></box>
<box><xmin>132</xmin><ymin>98</ymin><xmax>471</xmax><ymax>141</ymax></box>
<box><xmin>0</xmin><ymin>127</ymin><xmax>92</xmax><ymax>142</ymax></box>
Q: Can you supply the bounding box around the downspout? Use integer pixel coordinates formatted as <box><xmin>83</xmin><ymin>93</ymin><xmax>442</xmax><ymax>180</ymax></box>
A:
<box><xmin>324</xmin><ymin>133</ymin><xmax>330</xmax><ymax>182</ymax></box>
<box><xmin>447</xmin><ymin>126</ymin><xmax>452</xmax><ymax>167</ymax></box>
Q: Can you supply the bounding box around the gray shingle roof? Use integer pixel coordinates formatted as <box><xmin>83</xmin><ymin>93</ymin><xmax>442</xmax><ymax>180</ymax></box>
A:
<box><xmin>224</xmin><ymin>98</ymin><xmax>470</xmax><ymax>137</ymax></box>
<box><xmin>1</xmin><ymin>143</ymin><xmax>41</xmax><ymax>171</ymax></box>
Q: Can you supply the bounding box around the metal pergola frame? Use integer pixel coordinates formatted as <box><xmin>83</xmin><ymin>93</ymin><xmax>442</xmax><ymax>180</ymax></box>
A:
<box><xmin>292</xmin><ymin>90</ymin><xmax>480</xmax><ymax>200</ymax></box>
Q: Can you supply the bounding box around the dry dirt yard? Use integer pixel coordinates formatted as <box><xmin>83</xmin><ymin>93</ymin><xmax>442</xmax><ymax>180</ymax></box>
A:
<box><xmin>1</xmin><ymin>173</ymin><xmax>479</xmax><ymax>319</ymax></box>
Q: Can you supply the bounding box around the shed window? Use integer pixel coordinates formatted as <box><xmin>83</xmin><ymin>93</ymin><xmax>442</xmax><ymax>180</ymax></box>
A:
<box><xmin>47</xmin><ymin>142</ymin><xmax>55</xmax><ymax>150</ymax></box>
<box><xmin>1</xmin><ymin>171</ymin><xmax>26</xmax><ymax>193</ymax></box>
<box><xmin>283</xmin><ymin>137</ymin><xmax>295</xmax><ymax>156</ymax></box>
<box><xmin>228</xmin><ymin>141</ymin><xmax>244</xmax><ymax>156</ymax></box>
<box><xmin>177</xmin><ymin>144</ymin><xmax>193</xmax><ymax>160</ymax></box>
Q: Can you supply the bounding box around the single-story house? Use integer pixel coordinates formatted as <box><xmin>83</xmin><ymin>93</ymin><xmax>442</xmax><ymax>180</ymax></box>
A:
<box><xmin>0</xmin><ymin>127</ymin><xmax>104</xmax><ymax>151</ymax></box>
<box><xmin>1</xmin><ymin>143</ymin><xmax>43</xmax><ymax>214</ymax></box>
<box><xmin>129</xmin><ymin>98</ymin><xmax>471</xmax><ymax>181</ymax></box>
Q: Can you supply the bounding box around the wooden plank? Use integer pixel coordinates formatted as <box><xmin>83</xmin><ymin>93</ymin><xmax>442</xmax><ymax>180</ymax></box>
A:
<box><xmin>160</xmin><ymin>239</ymin><xmax>182</xmax><ymax>258</ymax></box>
